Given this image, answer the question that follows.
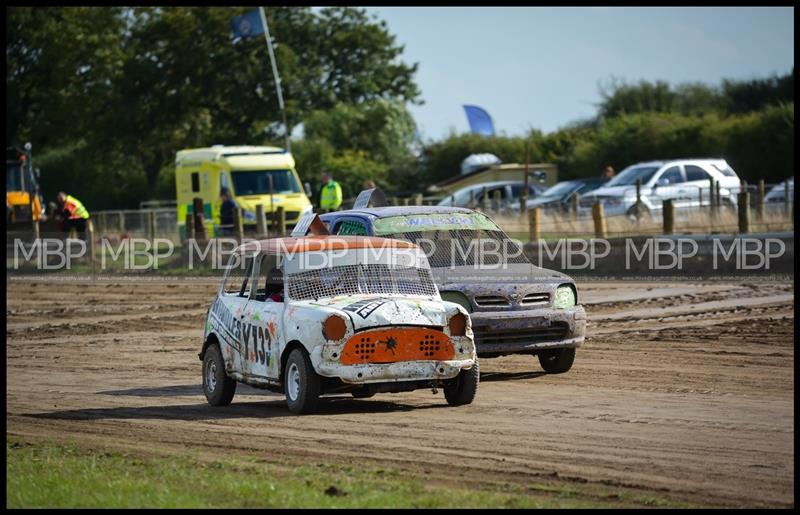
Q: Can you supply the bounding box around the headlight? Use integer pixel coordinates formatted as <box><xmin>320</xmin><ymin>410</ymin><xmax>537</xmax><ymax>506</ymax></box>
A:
<box><xmin>553</xmin><ymin>285</ymin><xmax>576</xmax><ymax>309</ymax></box>
<box><xmin>440</xmin><ymin>291</ymin><xmax>472</xmax><ymax>313</ymax></box>
<box><xmin>322</xmin><ymin>315</ymin><xmax>347</xmax><ymax>341</ymax></box>
<box><xmin>448</xmin><ymin>312</ymin><xmax>467</xmax><ymax>337</ymax></box>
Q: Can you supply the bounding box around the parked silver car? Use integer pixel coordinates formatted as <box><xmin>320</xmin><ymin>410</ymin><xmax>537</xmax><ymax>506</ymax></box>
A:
<box><xmin>579</xmin><ymin>159</ymin><xmax>741</xmax><ymax>218</ymax></box>
<box><xmin>437</xmin><ymin>180</ymin><xmax>544</xmax><ymax>209</ymax></box>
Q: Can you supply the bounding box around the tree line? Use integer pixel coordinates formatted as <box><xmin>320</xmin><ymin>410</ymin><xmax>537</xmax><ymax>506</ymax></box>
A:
<box><xmin>7</xmin><ymin>7</ymin><xmax>793</xmax><ymax>211</ymax></box>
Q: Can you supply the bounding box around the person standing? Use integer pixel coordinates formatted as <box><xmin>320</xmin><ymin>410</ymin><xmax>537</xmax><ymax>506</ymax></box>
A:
<box><xmin>56</xmin><ymin>191</ymin><xmax>90</xmax><ymax>240</ymax></box>
<box><xmin>318</xmin><ymin>173</ymin><xmax>343</xmax><ymax>213</ymax></box>
<box><xmin>219</xmin><ymin>188</ymin><xmax>237</xmax><ymax>236</ymax></box>
<box><xmin>601</xmin><ymin>166</ymin><xmax>615</xmax><ymax>180</ymax></box>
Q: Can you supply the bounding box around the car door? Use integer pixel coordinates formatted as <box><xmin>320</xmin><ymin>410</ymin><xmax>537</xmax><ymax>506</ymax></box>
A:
<box><xmin>217</xmin><ymin>253</ymin><xmax>256</xmax><ymax>375</ymax></box>
<box><xmin>683</xmin><ymin>164</ymin><xmax>714</xmax><ymax>208</ymax></box>
<box><xmin>241</xmin><ymin>253</ymin><xmax>285</xmax><ymax>379</ymax></box>
<box><xmin>651</xmin><ymin>165</ymin><xmax>686</xmax><ymax>209</ymax></box>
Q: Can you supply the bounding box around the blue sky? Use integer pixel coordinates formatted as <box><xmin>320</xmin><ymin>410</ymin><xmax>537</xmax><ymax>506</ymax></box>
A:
<box><xmin>364</xmin><ymin>7</ymin><xmax>794</xmax><ymax>140</ymax></box>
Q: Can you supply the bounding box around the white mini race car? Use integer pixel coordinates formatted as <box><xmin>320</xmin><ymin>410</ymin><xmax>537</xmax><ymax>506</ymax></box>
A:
<box><xmin>201</xmin><ymin>235</ymin><xmax>479</xmax><ymax>414</ymax></box>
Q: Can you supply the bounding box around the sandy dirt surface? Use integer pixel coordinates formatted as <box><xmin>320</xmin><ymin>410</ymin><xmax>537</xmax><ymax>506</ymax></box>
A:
<box><xmin>6</xmin><ymin>275</ymin><xmax>794</xmax><ymax>507</ymax></box>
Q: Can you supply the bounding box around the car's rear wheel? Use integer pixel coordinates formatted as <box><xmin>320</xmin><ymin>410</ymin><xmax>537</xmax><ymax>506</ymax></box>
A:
<box><xmin>538</xmin><ymin>348</ymin><xmax>576</xmax><ymax>374</ymax></box>
<box><xmin>284</xmin><ymin>348</ymin><xmax>321</xmax><ymax>414</ymax></box>
<box><xmin>203</xmin><ymin>344</ymin><xmax>236</xmax><ymax>406</ymax></box>
<box><xmin>444</xmin><ymin>361</ymin><xmax>480</xmax><ymax>406</ymax></box>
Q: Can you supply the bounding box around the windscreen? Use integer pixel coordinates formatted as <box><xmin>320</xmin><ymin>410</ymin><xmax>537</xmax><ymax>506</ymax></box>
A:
<box><xmin>373</xmin><ymin>213</ymin><xmax>531</xmax><ymax>268</ymax></box>
<box><xmin>538</xmin><ymin>181</ymin><xmax>578</xmax><ymax>199</ymax></box>
<box><xmin>606</xmin><ymin>166</ymin><xmax>660</xmax><ymax>187</ymax></box>
<box><xmin>231</xmin><ymin>169</ymin><xmax>301</xmax><ymax>195</ymax></box>
<box><xmin>287</xmin><ymin>263</ymin><xmax>438</xmax><ymax>300</ymax></box>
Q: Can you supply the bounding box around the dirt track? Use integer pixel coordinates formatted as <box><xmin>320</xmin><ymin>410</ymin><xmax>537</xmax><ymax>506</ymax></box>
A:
<box><xmin>6</xmin><ymin>276</ymin><xmax>794</xmax><ymax>507</ymax></box>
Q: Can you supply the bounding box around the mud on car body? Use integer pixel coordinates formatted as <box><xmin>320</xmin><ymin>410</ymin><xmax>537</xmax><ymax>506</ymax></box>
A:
<box><xmin>200</xmin><ymin>235</ymin><xmax>478</xmax><ymax>414</ymax></box>
<box><xmin>317</xmin><ymin>205</ymin><xmax>586</xmax><ymax>373</ymax></box>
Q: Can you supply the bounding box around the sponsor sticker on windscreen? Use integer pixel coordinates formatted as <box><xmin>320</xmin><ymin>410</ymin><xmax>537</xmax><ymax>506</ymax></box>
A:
<box><xmin>373</xmin><ymin>213</ymin><xmax>498</xmax><ymax>234</ymax></box>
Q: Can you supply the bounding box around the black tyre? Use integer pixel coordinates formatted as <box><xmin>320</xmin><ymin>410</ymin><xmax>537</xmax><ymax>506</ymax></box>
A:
<box><xmin>627</xmin><ymin>203</ymin><xmax>651</xmax><ymax>222</ymax></box>
<box><xmin>538</xmin><ymin>348</ymin><xmax>576</xmax><ymax>374</ymax></box>
<box><xmin>203</xmin><ymin>344</ymin><xmax>236</xmax><ymax>406</ymax></box>
<box><xmin>444</xmin><ymin>360</ymin><xmax>480</xmax><ymax>406</ymax></box>
<box><xmin>284</xmin><ymin>348</ymin><xmax>321</xmax><ymax>414</ymax></box>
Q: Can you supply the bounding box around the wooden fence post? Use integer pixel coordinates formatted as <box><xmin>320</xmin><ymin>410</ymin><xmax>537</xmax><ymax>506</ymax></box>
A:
<box><xmin>663</xmin><ymin>199</ymin><xmax>674</xmax><ymax>235</ymax></box>
<box><xmin>571</xmin><ymin>193</ymin><xmax>580</xmax><ymax>221</ymax></box>
<box><xmin>756</xmin><ymin>180</ymin><xmax>765</xmax><ymax>221</ymax></box>
<box><xmin>635</xmin><ymin>178</ymin><xmax>642</xmax><ymax>222</ymax></box>
<box><xmin>276</xmin><ymin>206</ymin><xmax>286</xmax><ymax>236</ymax></box>
<box><xmin>184</xmin><ymin>214</ymin><xmax>194</xmax><ymax>241</ymax></box>
<box><xmin>192</xmin><ymin>197</ymin><xmax>206</xmax><ymax>242</ymax></box>
<box><xmin>529</xmin><ymin>207</ymin><xmax>541</xmax><ymax>242</ymax></box>
<box><xmin>481</xmin><ymin>187</ymin><xmax>489</xmax><ymax>212</ymax></box>
<box><xmin>87</xmin><ymin>219</ymin><xmax>96</xmax><ymax>266</ymax></box>
<box><xmin>492</xmin><ymin>189</ymin><xmax>502</xmax><ymax>212</ymax></box>
<box><xmin>715</xmin><ymin>181</ymin><xmax>722</xmax><ymax>210</ymax></box>
<box><xmin>256</xmin><ymin>204</ymin><xmax>267</xmax><ymax>237</ymax></box>
<box><xmin>784</xmin><ymin>181</ymin><xmax>791</xmax><ymax>219</ymax></box>
<box><xmin>738</xmin><ymin>191</ymin><xmax>750</xmax><ymax>234</ymax></box>
<box><xmin>148</xmin><ymin>210</ymin><xmax>156</xmax><ymax>241</ymax></box>
<box><xmin>234</xmin><ymin>208</ymin><xmax>244</xmax><ymax>242</ymax></box>
<box><xmin>592</xmin><ymin>201</ymin><xmax>607</xmax><ymax>239</ymax></box>
<box><xmin>413</xmin><ymin>193</ymin><xmax>423</xmax><ymax>206</ymax></box>
<box><xmin>32</xmin><ymin>219</ymin><xmax>40</xmax><ymax>240</ymax></box>
<box><xmin>709</xmin><ymin>178</ymin><xmax>717</xmax><ymax>219</ymax></box>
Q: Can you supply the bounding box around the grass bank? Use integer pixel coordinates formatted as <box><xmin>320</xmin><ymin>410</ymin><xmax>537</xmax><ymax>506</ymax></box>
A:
<box><xmin>5</xmin><ymin>438</ymin><xmax>684</xmax><ymax>508</ymax></box>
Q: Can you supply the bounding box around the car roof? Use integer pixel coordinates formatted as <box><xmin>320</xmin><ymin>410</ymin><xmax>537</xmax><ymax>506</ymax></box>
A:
<box><xmin>452</xmin><ymin>180</ymin><xmax>531</xmax><ymax>192</ymax></box>
<box><xmin>236</xmin><ymin>235</ymin><xmax>417</xmax><ymax>254</ymax></box>
<box><xmin>628</xmin><ymin>158</ymin><xmax>729</xmax><ymax>168</ymax></box>
<box><xmin>326</xmin><ymin>205</ymin><xmax>477</xmax><ymax>218</ymax></box>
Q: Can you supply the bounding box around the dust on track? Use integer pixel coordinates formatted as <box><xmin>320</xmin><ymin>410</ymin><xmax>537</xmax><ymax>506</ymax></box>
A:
<box><xmin>6</xmin><ymin>276</ymin><xmax>794</xmax><ymax>507</ymax></box>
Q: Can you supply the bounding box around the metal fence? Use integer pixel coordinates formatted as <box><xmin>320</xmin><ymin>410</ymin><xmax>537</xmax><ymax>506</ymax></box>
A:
<box><xmin>93</xmin><ymin>208</ymin><xmax>179</xmax><ymax>242</ymax></box>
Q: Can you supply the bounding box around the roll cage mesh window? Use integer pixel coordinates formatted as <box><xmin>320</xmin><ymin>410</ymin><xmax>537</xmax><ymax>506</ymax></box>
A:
<box><xmin>287</xmin><ymin>263</ymin><xmax>438</xmax><ymax>301</ymax></box>
<box><xmin>380</xmin><ymin>229</ymin><xmax>531</xmax><ymax>268</ymax></box>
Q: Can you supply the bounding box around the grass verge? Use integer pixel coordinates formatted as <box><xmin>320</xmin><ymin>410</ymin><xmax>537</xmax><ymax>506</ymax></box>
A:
<box><xmin>5</xmin><ymin>438</ymin><xmax>685</xmax><ymax>508</ymax></box>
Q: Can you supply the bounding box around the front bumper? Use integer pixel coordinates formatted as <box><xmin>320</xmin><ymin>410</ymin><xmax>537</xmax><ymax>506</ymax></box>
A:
<box><xmin>315</xmin><ymin>357</ymin><xmax>475</xmax><ymax>384</ymax></box>
<box><xmin>469</xmin><ymin>305</ymin><xmax>586</xmax><ymax>356</ymax></box>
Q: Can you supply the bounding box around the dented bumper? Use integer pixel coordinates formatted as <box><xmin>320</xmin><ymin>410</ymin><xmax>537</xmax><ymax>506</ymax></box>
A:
<box><xmin>315</xmin><ymin>358</ymin><xmax>474</xmax><ymax>384</ymax></box>
<box><xmin>470</xmin><ymin>305</ymin><xmax>586</xmax><ymax>355</ymax></box>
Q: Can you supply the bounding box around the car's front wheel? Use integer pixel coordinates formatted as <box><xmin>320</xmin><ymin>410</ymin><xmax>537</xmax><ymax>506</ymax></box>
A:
<box><xmin>444</xmin><ymin>361</ymin><xmax>480</xmax><ymax>406</ymax></box>
<box><xmin>284</xmin><ymin>348</ymin><xmax>321</xmax><ymax>414</ymax></box>
<box><xmin>203</xmin><ymin>344</ymin><xmax>237</xmax><ymax>406</ymax></box>
<box><xmin>538</xmin><ymin>348</ymin><xmax>576</xmax><ymax>374</ymax></box>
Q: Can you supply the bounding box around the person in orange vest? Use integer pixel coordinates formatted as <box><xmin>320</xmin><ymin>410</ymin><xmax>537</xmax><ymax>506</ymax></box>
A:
<box><xmin>56</xmin><ymin>191</ymin><xmax>90</xmax><ymax>240</ymax></box>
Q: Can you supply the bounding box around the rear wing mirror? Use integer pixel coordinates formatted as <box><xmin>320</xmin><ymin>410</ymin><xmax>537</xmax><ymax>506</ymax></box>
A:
<box><xmin>352</xmin><ymin>187</ymin><xmax>388</xmax><ymax>209</ymax></box>
<box><xmin>290</xmin><ymin>212</ymin><xmax>329</xmax><ymax>237</ymax></box>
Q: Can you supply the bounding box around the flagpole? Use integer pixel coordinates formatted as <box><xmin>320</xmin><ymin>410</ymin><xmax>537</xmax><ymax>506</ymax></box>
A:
<box><xmin>258</xmin><ymin>7</ymin><xmax>291</xmax><ymax>152</ymax></box>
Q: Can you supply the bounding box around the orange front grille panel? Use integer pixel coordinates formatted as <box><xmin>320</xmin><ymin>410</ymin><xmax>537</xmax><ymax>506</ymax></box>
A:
<box><xmin>340</xmin><ymin>327</ymin><xmax>455</xmax><ymax>365</ymax></box>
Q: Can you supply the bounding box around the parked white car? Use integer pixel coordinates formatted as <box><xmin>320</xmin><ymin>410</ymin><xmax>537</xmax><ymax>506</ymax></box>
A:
<box><xmin>579</xmin><ymin>159</ymin><xmax>742</xmax><ymax>218</ymax></box>
<box><xmin>201</xmin><ymin>235</ymin><xmax>479</xmax><ymax>414</ymax></box>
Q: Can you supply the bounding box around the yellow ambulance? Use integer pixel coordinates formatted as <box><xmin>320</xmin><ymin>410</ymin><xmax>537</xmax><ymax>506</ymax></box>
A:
<box><xmin>175</xmin><ymin>145</ymin><xmax>313</xmax><ymax>238</ymax></box>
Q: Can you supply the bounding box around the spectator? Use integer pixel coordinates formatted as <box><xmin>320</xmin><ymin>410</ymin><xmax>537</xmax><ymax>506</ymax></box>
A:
<box><xmin>219</xmin><ymin>188</ymin><xmax>237</xmax><ymax>236</ymax></box>
<box><xmin>363</xmin><ymin>180</ymin><xmax>377</xmax><ymax>190</ymax></box>
<box><xmin>601</xmin><ymin>166</ymin><xmax>615</xmax><ymax>180</ymax></box>
<box><xmin>318</xmin><ymin>173</ymin><xmax>343</xmax><ymax>213</ymax></box>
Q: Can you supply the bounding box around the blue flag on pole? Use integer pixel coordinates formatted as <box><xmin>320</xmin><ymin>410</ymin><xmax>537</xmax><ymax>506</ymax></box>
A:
<box><xmin>463</xmin><ymin>105</ymin><xmax>495</xmax><ymax>136</ymax></box>
<box><xmin>231</xmin><ymin>9</ymin><xmax>265</xmax><ymax>42</ymax></box>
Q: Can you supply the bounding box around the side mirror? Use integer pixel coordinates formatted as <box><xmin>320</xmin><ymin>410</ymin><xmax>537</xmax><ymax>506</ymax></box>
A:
<box><xmin>304</xmin><ymin>181</ymin><xmax>312</xmax><ymax>198</ymax></box>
